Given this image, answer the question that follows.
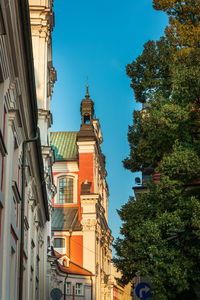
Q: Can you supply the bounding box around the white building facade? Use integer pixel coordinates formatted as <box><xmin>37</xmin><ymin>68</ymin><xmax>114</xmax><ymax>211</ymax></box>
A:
<box><xmin>0</xmin><ymin>0</ymin><xmax>56</xmax><ymax>299</ymax></box>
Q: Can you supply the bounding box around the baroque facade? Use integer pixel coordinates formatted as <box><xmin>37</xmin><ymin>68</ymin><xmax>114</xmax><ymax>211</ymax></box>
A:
<box><xmin>0</xmin><ymin>0</ymin><xmax>56</xmax><ymax>299</ymax></box>
<box><xmin>50</xmin><ymin>87</ymin><xmax>132</xmax><ymax>300</ymax></box>
<box><xmin>50</xmin><ymin>87</ymin><xmax>113</xmax><ymax>299</ymax></box>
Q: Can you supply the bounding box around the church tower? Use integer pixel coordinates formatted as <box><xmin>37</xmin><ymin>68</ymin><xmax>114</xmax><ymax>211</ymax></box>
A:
<box><xmin>51</xmin><ymin>86</ymin><xmax>113</xmax><ymax>299</ymax></box>
<box><xmin>80</xmin><ymin>84</ymin><xmax>94</xmax><ymax>125</ymax></box>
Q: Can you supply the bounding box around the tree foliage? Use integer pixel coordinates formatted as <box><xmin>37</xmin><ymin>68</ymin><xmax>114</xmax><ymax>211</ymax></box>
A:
<box><xmin>113</xmin><ymin>1</ymin><xmax>200</xmax><ymax>299</ymax></box>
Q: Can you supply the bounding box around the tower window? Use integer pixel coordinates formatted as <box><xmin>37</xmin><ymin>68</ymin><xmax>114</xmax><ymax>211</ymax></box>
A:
<box><xmin>84</xmin><ymin>114</ymin><xmax>90</xmax><ymax>124</ymax></box>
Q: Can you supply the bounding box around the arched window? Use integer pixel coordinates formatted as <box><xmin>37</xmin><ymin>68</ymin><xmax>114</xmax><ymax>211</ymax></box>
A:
<box><xmin>58</xmin><ymin>177</ymin><xmax>74</xmax><ymax>204</ymax></box>
<box><xmin>84</xmin><ymin>114</ymin><xmax>90</xmax><ymax>124</ymax></box>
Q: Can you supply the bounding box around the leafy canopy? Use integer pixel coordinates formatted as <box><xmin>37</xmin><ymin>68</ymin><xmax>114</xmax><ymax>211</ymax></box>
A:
<box><xmin>113</xmin><ymin>1</ymin><xmax>200</xmax><ymax>299</ymax></box>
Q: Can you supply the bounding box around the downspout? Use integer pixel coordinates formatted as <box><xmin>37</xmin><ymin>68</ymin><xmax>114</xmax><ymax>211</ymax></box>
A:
<box><xmin>69</xmin><ymin>210</ymin><xmax>78</xmax><ymax>258</ymax></box>
<box><xmin>19</xmin><ymin>129</ymin><xmax>39</xmax><ymax>300</ymax></box>
<box><xmin>90</xmin><ymin>276</ymin><xmax>93</xmax><ymax>300</ymax></box>
<box><xmin>69</xmin><ymin>229</ymin><xmax>72</xmax><ymax>258</ymax></box>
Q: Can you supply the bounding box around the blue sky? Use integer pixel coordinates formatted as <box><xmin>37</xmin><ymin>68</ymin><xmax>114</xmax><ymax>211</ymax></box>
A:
<box><xmin>51</xmin><ymin>0</ymin><xmax>168</xmax><ymax>242</ymax></box>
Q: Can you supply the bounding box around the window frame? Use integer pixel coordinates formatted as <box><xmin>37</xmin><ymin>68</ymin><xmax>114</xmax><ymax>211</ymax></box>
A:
<box><xmin>54</xmin><ymin>173</ymin><xmax>77</xmax><ymax>205</ymax></box>
<box><xmin>75</xmin><ymin>283</ymin><xmax>83</xmax><ymax>296</ymax></box>
<box><xmin>53</xmin><ymin>237</ymin><xmax>65</xmax><ymax>249</ymax></box>
<box><xmin>58</xmin><ymin>176</ymin><xmax>74</xmax><ymax>204</ymax></box>
<box><xmin>66</xmin><ymin>282</ymin><xmax>71</xmax><ymax>295</ymax></box>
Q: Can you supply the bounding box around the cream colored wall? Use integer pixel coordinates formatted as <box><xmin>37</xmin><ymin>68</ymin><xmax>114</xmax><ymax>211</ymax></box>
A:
<box><xmin>49</xmin><ymin>267</ymin><xmax>93</xmax><ymax>300</ymax></box>
<box><xmin>110</xmin><ymin>264</ymin><xmax>132</xmax><ymax>300</ymax></box>
<box><xmin>29</xmin><ymin>2</ymin><xmax>56</xmax><ymax>299</ymax></box>
<box><xmin>78</xmin><ymin>134</ymin><xmax>113</xmax><ymax>300</ymax></box>
<box><xmin>0</xmin><ymin>1</ymin><xmax>55</xmax><ymax>300</ymax></box>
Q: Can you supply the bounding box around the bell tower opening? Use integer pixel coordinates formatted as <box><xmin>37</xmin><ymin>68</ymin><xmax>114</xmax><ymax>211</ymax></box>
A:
<box><xmin>84</xmin><ymin>114</ymin><xmax>90</xmax><ymax>124</ymax></box>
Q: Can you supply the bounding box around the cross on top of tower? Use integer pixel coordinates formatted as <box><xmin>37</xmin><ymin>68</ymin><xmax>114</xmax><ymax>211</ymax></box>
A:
<box><xmin>85</xmin><ymin>84</ymin><xmax>90</xmax><ymax>99</ymax></box>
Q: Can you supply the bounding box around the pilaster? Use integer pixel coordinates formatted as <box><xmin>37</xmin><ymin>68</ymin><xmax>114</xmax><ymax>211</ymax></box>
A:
<box><xmin>81</xmin><ymin>194</ymin><xmax>99</xmax><ymax>275</ymax></box>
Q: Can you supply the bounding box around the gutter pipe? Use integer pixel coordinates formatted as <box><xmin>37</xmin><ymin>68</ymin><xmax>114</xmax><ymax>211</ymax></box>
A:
<box><xmin>90</xmin><ymin>275</ymin><xmax>93</xmax><ymax>300</ymax></box>
<box><xmin>19</xmin><ymin>130</ymin><xmax>39</xmax><ymax>300</ymax></box>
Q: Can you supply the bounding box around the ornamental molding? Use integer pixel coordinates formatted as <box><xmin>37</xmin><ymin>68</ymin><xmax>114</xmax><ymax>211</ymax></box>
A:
<box><xmin>47</xmin><ymin>61</ymin><xmax>57</xmax><ymax>97</ymax></box>
<box><xmin>81</xmin><ymin>194</ymin><xmax>99</xmax><ymax>202</ymax></box>
<box><xmin>41</xmin><ymin>145</ymin><xmax>54</xmax><ymax>160</ymax></box>
<box><xmin>77</xmin><ymin>141</ymin><xmax>96</xmax><ymax>153</ymax></box>
<box><xmin>38</xmin><ymin>109</ymin><xmax>52</xmax><ymax>127</ymax></box>
<box><xmin>7</xmin><ymin>109</ymin><xmax>22</xmax><ymax>148</ymax></box>
<box><xmin>81</xmin><ymin>219</ymin><xmax>97</xmax><ymax>231</ymax></box>
<box><xmin>30</xmin><ymin>24</ymin><xmax>51</xmax><ymax>40</ymax></box>
<box><xmin>81</xmin><ymin>198</ymin><xmax>99</xmax><ymax>206</ymax></box>
<box><xmin>8</xmin><ymin>108</ymin><xmax>22</xmax><ymax>128</ymax></box>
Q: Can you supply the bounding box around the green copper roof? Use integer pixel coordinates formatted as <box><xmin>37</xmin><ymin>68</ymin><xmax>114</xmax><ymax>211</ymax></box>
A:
<box><xmin>52</xmin><ymin>207</ymin><xmax>81</xmax><ymax>231</ymax></box>
<box><xmin>50</xmin><ymin>131</ymin><xmax>78</xmax><ymax>161</ymax></box>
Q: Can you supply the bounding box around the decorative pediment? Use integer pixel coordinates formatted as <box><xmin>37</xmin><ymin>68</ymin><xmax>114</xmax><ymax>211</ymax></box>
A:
<box><xmin>58</xmin><ymin>255</ymin><xmax>70</xmax><ymax>267</ymax></box>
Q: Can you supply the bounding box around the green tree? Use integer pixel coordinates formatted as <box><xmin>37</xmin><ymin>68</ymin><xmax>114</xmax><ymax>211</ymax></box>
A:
<box><xmin>113</xmin><ymin>1</ymin><xmax>200</xmax><ymax>299</ymax></box>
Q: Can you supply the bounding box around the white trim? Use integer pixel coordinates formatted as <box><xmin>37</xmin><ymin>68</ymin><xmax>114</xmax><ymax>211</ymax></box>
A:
<box><xmin>77</xmin><ymin>141</ymin><xmax>96</xmax><ymax>153</ymax></box>
<box><xmin>53</xmin><ymin>161</ymin><xmax>79</xmax><ymax>173</ymax></box>
<box><xmin>53</xmin><ymin>231</ymin><xmax>82</xmax><ymax>237</ymax></box>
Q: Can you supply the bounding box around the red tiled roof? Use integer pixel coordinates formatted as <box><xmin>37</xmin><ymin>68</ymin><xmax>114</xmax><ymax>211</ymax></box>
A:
<box><xmin>57</xmin><ymin>261</ymin><xmax>93</xmax><ymax>276</ymax></box>
<box><xmin>53</xmin><ymin>249</ymin><xmax>62</xmax><ymax>258</ymax></box>
<box><xmin>52</xmin><ymin>248</ymin><xmax>93</xmax><ymax>276</ymax></box>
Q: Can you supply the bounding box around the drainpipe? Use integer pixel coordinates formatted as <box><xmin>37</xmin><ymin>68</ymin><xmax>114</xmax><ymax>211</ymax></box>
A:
<box><xmin>69</xmin><ymin>210</ymin><xmax>78</xmax><ymax>258</ymax></box>
<box><xmin>64</xmin><ymin>211</ymin><xmax>78</xmax><ymax>299</ymax></box>
<box><xmin>69</xmin><ymin>229</ymin><xmax>72</xmax><ymax>258</ymax></box>
<box><xmin>19</xmin><ymin>130</ymin><xmax>39</xmax><ymax>300</ymax></box>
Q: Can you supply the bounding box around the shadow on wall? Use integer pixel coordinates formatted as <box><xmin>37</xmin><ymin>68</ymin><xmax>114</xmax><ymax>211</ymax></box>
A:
<box><xmin>51</xmin><ymin>145</ymin><xmax>64</xmax><ymax>160</ymax></box>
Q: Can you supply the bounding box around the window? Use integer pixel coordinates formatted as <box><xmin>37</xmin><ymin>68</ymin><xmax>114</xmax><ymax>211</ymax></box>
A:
<box><xmin>59</xmin><ymin>177</ymin><xmax>74</xmax><ymax>204</ymax></box>
<box><xmin>53</xmin><ymin>237</ymin><xmax>66</xmax><ymax>254</ymax></box>
<box><xmin>66</xmin><ymin>282</ymin><xmax>71</xmax><ymax>295</ymax></box>
<box><xmin>75</xmin><ymin>283</ymin><xmax>83</xmax><ymax>296</ymax></box>
<box><xmin>54</xmin><ymin>238</ymin><xmax>65</xmax><ymax>248</ymax></box>
<box><xmin>84</xmin><ymin>114</ymin><xmax>90</xmax><ymax>124</ymax></box>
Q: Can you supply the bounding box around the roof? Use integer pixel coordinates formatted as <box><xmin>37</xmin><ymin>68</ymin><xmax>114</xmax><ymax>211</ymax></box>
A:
<box><xmin>50</xmin><ymin>131</ymin><xmax>78</xmax><ymax>161</ymax></box>
<box><xmin>53</xmin><ymin>250</ymin><xmax>93</xmax><ymax>276</ymax></box>
<box><xmin>58</xmin><ymin>261</ymin><xmax>93</xmax><ymax>276</ymax></box>
<box><xmin>51</xmin><ymin>207</ymin><xmax>81</xmax><ymax>231</ymax></box>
